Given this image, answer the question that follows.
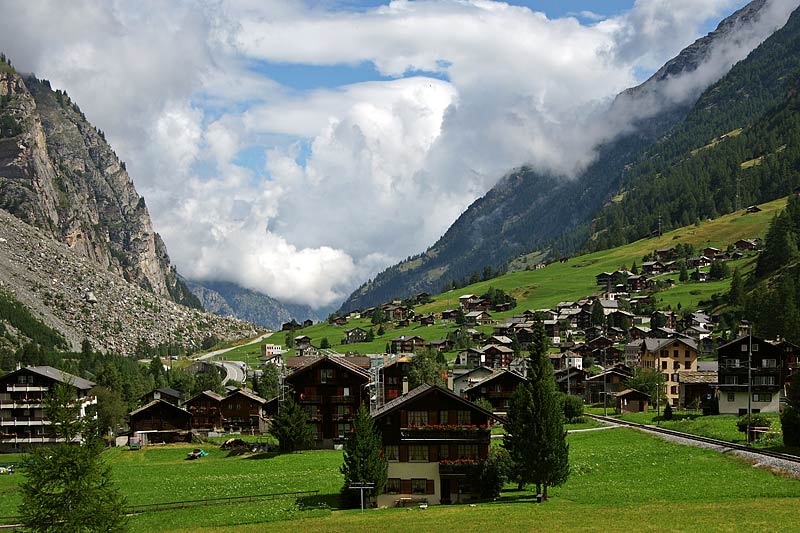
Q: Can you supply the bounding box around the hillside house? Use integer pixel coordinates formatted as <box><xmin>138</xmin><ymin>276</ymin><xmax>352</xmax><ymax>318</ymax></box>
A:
<box><xmin>452</xmin><ymin>366</ymin><xmax>494</xmax><ymax>397</ymax></box>
<box><xmin>441</xmin><ymin>309</ymin><xmax>459</xmax><ymax>321</ymax></box>
<box><xmin>734</xmin><ymin>238</ymin><xmax>759</xmax><ymax>250</ymax></box>
<box><xmin>464</xmin><ymin>370</ymin><xmax>526</xmax><ymax>412</ymax></box>
<box><xmin>641</xmin><ymin>261</ymin><xmax>664</xmax><ymax>275</ymax></box>
<box><xmin>139</xmin><ymin>387</ymin><xmax>181</xmax><ymax>406</ymax></box>
<box><xmin>717</xmin><ymin>336</ymin><xmax>793</xmax><ymax>415</ymax></box>
<box><xmin>0</xmin><ymin>366</ymin><xmax>96</xmax><ymax>451</ymax></box>
<box><xmin>678</xmin><ymin>371</ymin><xmax>718</xmax><ymax>412</ymax></box>
<box><xmin>391</xmin><ymin>335</ymin><xmax>426</xmax><ymax>354</ymax></box>
<box><xmin>555</xmin><ymin>368</ymin><xmax>587</xmax><ymax>397</ymax></box>
<box><xmin>464</xmin><ymin>311</ymin><xmax>492</xmax><ymax>326</ymax></box>
<box><xmin>585</xmin><ymin>367</ymin><xmax>632</xmax><ymax>404</ymax></box>
<box><xmin>615</xmin><ymin>389</ymin><xmax>650</xmax><ymax>414</ymax></box>
<box><xmin>641</xmin><ymin>338</ymin><xmax>698</xmax><ymax>407</ymax></box>
<box><xmin>343</xmin><ymin>327</ymin><xmax>368</xmax><ymax>344</ymax></box>
<box><xmin>285</xmin><ymin>355</ymin><xmax>371</xmax><ymax>443</ymax></box>
<box><xmin>129</xmin><ymin>400</ymin><xmax>192</xmax><ymax>444</ymax></box>
<box><xmin>372</xmin><ymin>384</ymin><xmax>502</xmax><ymax>507</ymax></box>
<box><xmin>481</xmin><ymin>345</ymin><xmax>515</xmax><ymax>369</ymax></box>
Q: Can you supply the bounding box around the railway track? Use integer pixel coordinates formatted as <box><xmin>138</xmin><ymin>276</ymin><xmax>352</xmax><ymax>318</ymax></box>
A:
<box><xmin>586</xmin><ymin>413</ymin><xmax>800</xmax><ymax>464</ymax></box>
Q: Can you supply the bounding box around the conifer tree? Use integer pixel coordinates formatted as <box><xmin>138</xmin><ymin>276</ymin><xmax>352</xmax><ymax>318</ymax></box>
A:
<box><xmin>340</xmin><ymin>404</ymin><xmax>387</xmax><ymax>507</ymax></box>
<box><xmin>729</xmin><ymin>267</ymin><xmax>745</xmax><ymax>306</ymax></box>
<box><xmin>270</xmin><ymin>396</ymin><xmax>313</xmax><ymax>452</ymax></box>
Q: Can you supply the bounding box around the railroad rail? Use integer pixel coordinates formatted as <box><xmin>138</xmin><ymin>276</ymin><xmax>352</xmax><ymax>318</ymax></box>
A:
<box><xmin>587</xmin><ymin>413</ymin><xmax>800</xmax><ymax>464</ymax></box>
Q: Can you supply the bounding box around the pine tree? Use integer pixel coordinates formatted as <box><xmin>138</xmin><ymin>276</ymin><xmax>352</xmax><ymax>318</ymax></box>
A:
<box><xmin>340</xmin><ymin>404</ymin><xmax>387</xmax><ymax>508</ymax></box>
<box><xmin>270</xmin><ymin>396</ymin><xmax>313</xmax><ymax>452</ymax></box>
<box><xmin>19</xmin><ymin>383</ymin><xmax>127</xmax><ymax>532</ymax></box>
<box><xmin>503</xmin><ymin>382</ymin><xmax>536</xmax><ymax>490</ymax></box>
<box><xmin>729</xmin><ymin>267</ymin><xmax>745</xmax><ymax>306</ymax></box>
<box><xmin>781</xmin><ymin>371</ymin><xmax>800</xmax><ymax>447</ymax></box>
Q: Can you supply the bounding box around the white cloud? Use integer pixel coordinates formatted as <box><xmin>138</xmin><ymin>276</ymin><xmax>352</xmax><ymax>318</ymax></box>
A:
<box><xmin>0</xmin><ymin>0</ymin><xmax>795</xmax><ymax>308</ymax></box>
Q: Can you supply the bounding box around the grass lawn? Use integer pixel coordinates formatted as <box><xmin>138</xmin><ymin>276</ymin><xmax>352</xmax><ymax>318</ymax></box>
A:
<box><xmin>4</xmin><ymin>427</ymin><xmax>798</xmax><ymax>531</ymax></box>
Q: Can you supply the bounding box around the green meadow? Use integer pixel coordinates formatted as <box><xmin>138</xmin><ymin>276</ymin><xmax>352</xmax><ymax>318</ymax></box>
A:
<box><xmin>2</xmin><ymin>427</ymin><xmax>798</xmax><ymax>531</ymax></box>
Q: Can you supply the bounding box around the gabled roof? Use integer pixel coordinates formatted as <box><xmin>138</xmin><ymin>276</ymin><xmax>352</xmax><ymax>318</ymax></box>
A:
<box><xmin>371</xmin><ymin>383</ymin><xmax>505</xmax><ymax>423</ymax></box>
<box><xmin>480</xmin><ymin>344</ymin><xmax>514</xmax><ymax>354</ymax></box>
<box><xmin>679</xmin><ymin>371</ymin><xmax>718</xmax><ymax>384</ymax></box>
<box><xmin>152</xmin><ymin>387</ymin><xmax>181</xmax><ymax>399</ymax></box>
<box><xmin>130</xmin><ymin>399</ymin><xmax>191</xmax><ymax>417</ymax></box>
<box><xmin>185</xmin><ymin>390</ymin><xmax>225</xmax><ymax>404</ymax></box>
<box><xmin>286</xmin><ymin>354</ymin><xmax>371</xmax><ymax>381</ymax></box>
<box><xmin>224</xmin><ymin>388</ymin><xmax>268</xmax><ymax>405</ymax></box>
<box><xmin>463</xmin><ymin>369</ymin><xmax>526</xmax><ymax>394</ymax></box>
<box><xmin>615</xmin><ymin>388</ymin><xmax>650</xmax><ymax>399</ymax></box>
<box><xmin>453</xmin><ymin>366</ymin><xmax>494</xmax><ymax>381</ymax></box>
<box><xmin>643</xmin><ymin>337</ymin><xmax>698</xmax><ymax>352</ymax></box>
<box><xmin>4</xmin><ymin>366</ymin><xmax>95</xmax><ymax>391</ymax></box>
<box><xmin>391</xmin><ymin>335</ymin><xmax>425</xmax><ymax>342</ymax></box>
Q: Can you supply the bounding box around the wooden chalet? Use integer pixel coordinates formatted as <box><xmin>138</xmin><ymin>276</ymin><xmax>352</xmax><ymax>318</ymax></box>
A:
<box><xmin>184</xmin><ymin>390</ymin><xmax>224</xmax><ymax>432</ymax></box>
<box><xmin>139</xmin><ymin>387</ymin><xmax>181</xmax><ymax>406</ymax></box>
<box><xmin>220</xmin><ymin>388</ymin><xmax>270</xmax><ymax>433</ymax></box>
<box><xmin>343</xmin><ymin>327</ymin><xmax>368</xmax><ymax>344</ymax></box>
<box><xmin>464</xmin><ymin>310</ymin><xmax>492</xmax><ymax>326</ymax></box>
<box><xmin>615</xmin><ymin>389</ymin><xmax>650</xmax><ymax>414</ymax></box>
<box><xmin>372</xmin><ymin>384</ymin><xmax>503</xmax><ymax>507</ymax></box>
<box><xmin>285</xmin><ymin>355</ymin><xmax>371</xmax><ymax>443</ymax></box>
<box><xmin>463</xmin><ymin>370</ymin><xmax>526</xmax><ymax>412</ymax></box>
<box><xmin>129</xmin><ymin>400</ymin><xmax>192</xmax><ymax>444</ymax></box>
<box><xmin>391</xmin><ymin>335</ymin><xmax>426</xmax><ymax>354</ymax></box>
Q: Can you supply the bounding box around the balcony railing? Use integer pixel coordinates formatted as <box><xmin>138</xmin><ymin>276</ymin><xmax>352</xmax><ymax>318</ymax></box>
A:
<box><xmin>331</xmin><ymin>395</ymin><xmax>356</xmax><ymax>403</ymax></box>
<box><xmin>0</xmin><ymin>401</ymin><xmax>44</xmax><ymax>409</ymax></box>
<box><xmin>439</xmin><ymin>461</ymin><xmax>478</xmax><ymax>476</ymax></box>
<box><xmin>0</xmin><ymin>418</ymin><xmax>51</xmax><ymax>426</ymax></box>
<box><xmin>400</xmin><ymin>426</ymin><xmax>490</xmax><ymax>440</ymax></box>
<box><xmin>6</xmin><ymin>385</ymin><xmax>48</xmax><ymax>392</ymax></box>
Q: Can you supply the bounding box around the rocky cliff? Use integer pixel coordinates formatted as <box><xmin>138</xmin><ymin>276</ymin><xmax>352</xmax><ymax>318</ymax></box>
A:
<box><xmin>0</xmin><ymin>207</ymin><xmax>259</xmax><ymax>353</ymax></box>
<box><xmin>0</xmin><ymin>66</ymin><xmax>200</xmax><ymax>309</ymax></box>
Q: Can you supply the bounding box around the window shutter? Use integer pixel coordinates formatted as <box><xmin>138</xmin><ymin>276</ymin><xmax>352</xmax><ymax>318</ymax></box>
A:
<box><xmin>426</xmin><ymin>480</ymin><xmax>435</xmax><ymax>494</ymax></box>
<box><xmin>399</xmin><ymin>445</ymin><xmax>408</xmax><ymax>462</ymax></box>
<box><xmin>401</xmin><ymin>479</ymin><xmax>412</xmax><ymax>494</ymax></box>
<box><xmin>429</xmin><ymin>445</ymin><xmax>438</xmax><ymax>462</ymax></box>
<box><xmin>479</xmin><ymin>445</ymin><xmax>488</xmax><ymax>460</ymax></box>
<box><xmin>400</xmin><ymin>410</ymin><xmax>408</xmax><ymax>427</ymax></box>
<box><xmin>449</xmin><ymin>410</ymin><xmax>456</xmax><ymax>425</ymax></box>
<box><xmin>429</xmin><ymin>410</ymin><xmax>436</xmax><ymax>424</ymax></box>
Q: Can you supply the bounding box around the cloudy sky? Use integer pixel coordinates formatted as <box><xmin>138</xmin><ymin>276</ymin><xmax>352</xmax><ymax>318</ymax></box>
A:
<box><xmin>0</xmin><ymin>0</ymin><xmax>794</xmax><ymax>309</ymax></box>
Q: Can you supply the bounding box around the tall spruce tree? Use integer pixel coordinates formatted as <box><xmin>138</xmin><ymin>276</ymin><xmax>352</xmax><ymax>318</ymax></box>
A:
<box><xmin>270</xmin><ymin>396</ymin><xmax>313</xmax><ymax>452</ymax></box>
<box><xmin>503</xmin><ymin>323</ymin><xmax>569</xmax><ymax>499</ymax></box>
<box><xmin>19</xmin><ymin>382</ymin><xmax>127</xmax><ymax>532</ymax></box>
<box><xmin>340</xmin><ymin>404</ymin><xmax>387</xmax><ymax>508</ymax></box>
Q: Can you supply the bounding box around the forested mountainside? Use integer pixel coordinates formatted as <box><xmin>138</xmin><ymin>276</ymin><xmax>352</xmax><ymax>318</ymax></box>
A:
<box><xmin>588</xmin><ymin>6</ymin><xmax>800</xmax><ymax>249</ymax></box>
<box><xmin>0</xmin><ymin>61</ymin><xmax>200</xmax><ymax>309</ymax></box>
<box><xmin>339</xmin><ymin>0</ymin><xmax>791</xmax><ymax>313</ymax></box>
<box><xmin>185</xmin><ymin>279</ymin><xmax>323</xmax><ymax>330</ymax></box>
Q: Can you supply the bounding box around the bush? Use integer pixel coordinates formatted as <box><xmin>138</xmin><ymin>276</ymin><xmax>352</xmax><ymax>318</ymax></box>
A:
<box><xmin>562</xmin><ymin>394</ymin><xmax>584</xmax><ymax>422</ymax></box>
<box><xmin>663</xmin><ymin>403</ymin><xmax>673</xmax><ymax>420</ymax></box>
<box><xmin>736</xmin><ymin>414</ymin><xmax>771</xmax><ymax>433</ymax></box>
<box><xmin>473</xmin><ymin>447</ymin><xmax>511</xmax><ymax>499</ymax></box>
<box><xmin>781</xmin><ymin>407</ymin><xmax>800</xmax><ymax>447</ymax></box>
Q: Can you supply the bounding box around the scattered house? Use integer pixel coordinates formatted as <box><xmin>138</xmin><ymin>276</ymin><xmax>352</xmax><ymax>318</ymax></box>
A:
<box><xmin>261</xmin><ymin>343</ymin><xmax>283</xmax><ymax>358</ymax></box>
<box><xmin>384</xmin><ymin>305</ymin><xmax>410</xmax><ymax>321</ymax></box>
<box><xmin>303</xmin><ymin>319</ymin><xmax>314</xmax><ymax>328</ymax></box>
<box><xmin>641</xmin><ymin>338</ymin><xmax>699</xmax><ymax>407</ymax></box>
<box><xmin>734</xmin><ymin>238</ymin><xmax>760</xmax><ymax>251</ymax></box>
<box><xmin>425</xmin><ymin>339</ymin><xmax>453</xmax><ymax>353</ymax></box>
<box><xmin>627</xmin><ymin>275</ymin><xmax>649</xmax><ymax>292</ymax></box>
<box><xmin>418</xmin><ymin>314</ymin><xmax>436</xmax><ymax>326</ymax></box>
<box><xmin>458</xmin><ymin>294</ymin><xmax>478</xmax><ymax>310</ymax></box>
<box><xmin>285</xmin><ymin>354</ymin><xmax>371</xmax><ymax>443</ymax></box>
<box><xmin>0</xmin><ymin>366</ymin><xmax>96</xmax><ymax>451</ymax></box>
<box><xmin>139</xmin><ymin>387</ymin><xmax>181</xmax><ymax>406</ymax></box>
<box><xmin>463</xmin><ymin>370</ymin><xmax>527</xmax><ymax>413</ymax></box>
<box><xmin>554</xmin><ymin>368</ymin><xmax>587</xmax><ymax>397</ymax></box>
<box><xmin>464</xmin><ymin>310</ymin><xmax>493</xmax><ymax>326</ymax></box>
<box><xmin>615</xmin><ymin>389</ymin><xmax>650</xmax><ymax>414</ymax></box>
<box><xmin>184</xmin><ymin>390</ymin><xmax>224</xmax><ymax>432</ymax></box>
<box><xmin>396</xmin><ymin>319</ymin><xmax>410</xmax><ymax>328</ymax></box>
<box><xmin>629</xmin><ymin>326</ymin><xmax>651</xmax><ymax>341</ymax></box>
<box><xmin>624</xmin><ymin>339</ymin><xmax>644</xmax><ymax>366</ymax></box>
<box><xmin>332</xmin><ymin>316</ymin><xmax>348</xmax><ymax>326</ymax></box>
<box><xmin>543</xmin><ymin>320</ymin><xmax>561</xmax><ymax>343</ymax></box>
<box><xmin>343</xmin><ymin>327</ymin><xmax>368</xmax><ymax>345</ymax></box>
<box><xmin>745</xmin><ymin>205</ymin><xmax>762</xmax><ymax>213</ymax></box>
<box><xmin>703</xmin><ymin>247</ymin><xmax>721</xmax><ymax>258</ymax></box>
<box><xmin>481</xmin><ymin>345</ymin><xmax>515</xmax><ymax>369</ymax></box>
<box><xmin>690</xmin><ymin>270</ymin><xmax>709</xmax><ymax>282</ymax></box>
<box><xmin>655</xmin><ymin>247</ymin><xmax>676</xmax><ymax>260</ymax></box>
<box><xmin>585</xmin><ymin>368</ymin><xmax>632</xmax><ymax>404</ymax></box>
<box><xmin>550</xmin><ymin>350</ymin><xmax>582</xmax><ymax>371</ymax></box>
<box><xmin>687</xmin><ymin>256</ymin><xmax>712</xmax><ymax>269</ymax></box>
<box><xmin>371</xmin><ymin>384</ymin><xmax>502</xmax><ymax>507</ymax></box>
<box><xmin>441</xmin><ymin>309</ymin><xmax>459</xmax><ymax>322</ymax></box>
<box><xmin>129</xmin><ymin>400</ymin><xmax>192</xmax><ymax>444</ymax></box>
<box><xmin>281</xmin><ymin>320</ymin><xmax>301</xmax><ymax>331</ymax></box>
<box><xmin>641</xmin><ymin>261</ymin><xmax>664</xmax><ymax>275</ymax></box>
<box><xmin>717</xmin><ymin>336</ymin><xmax>792</xmax><ymax>415</ymax></box>
<box><xmin>391</xmin><ymin>335</ymin><xmax>426</xmax><ymax>354</ymax></box>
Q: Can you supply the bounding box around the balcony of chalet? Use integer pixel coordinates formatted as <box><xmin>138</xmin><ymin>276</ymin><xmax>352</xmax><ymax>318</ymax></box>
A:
<box><xmin>438</xmin><ymin>460</ymin><xmax>478</xmax><ymax>477</ymax></box>
<box><xmin>400</xmin><ymin>425</ymin><xmax>490</xmax><ymax>441</ymax></box>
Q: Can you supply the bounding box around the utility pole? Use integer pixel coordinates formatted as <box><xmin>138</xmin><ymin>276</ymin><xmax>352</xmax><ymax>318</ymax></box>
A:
<box><xmin>745</xmin><ymin>320</ymin><xmax>752</xmax><ymax>446</ymax></box>
<box><xmin>603</xmin><ymin>348</ymin><xmax>607</xmax><ymax>416</ymax></box>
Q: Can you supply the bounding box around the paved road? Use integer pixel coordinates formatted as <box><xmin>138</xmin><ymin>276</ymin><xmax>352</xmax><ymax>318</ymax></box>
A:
<box><xmin>194</xmin><ymin>332</ymin><xmax>273</xmax><ymax>384</ymax></box>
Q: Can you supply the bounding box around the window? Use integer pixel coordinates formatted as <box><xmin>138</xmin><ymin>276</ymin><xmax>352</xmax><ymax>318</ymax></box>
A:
<box><xmin>17</xmin><ymin>376</ymin><xmax>25</xmax><ymax>384</ymax></box>
<box><xmin>384</xmin><ymin>445</ymin><xmax>399</xmax><ymax>462</ymax></box>
<box><xmin>753</xmin><ymin>393</ymin><xmax>772</xmax><ymax>403</ymax></box>
<box><xmin>724</xmin><ymin>376</ymin><xmax>738</xmax><ymax>385</ymax></box>
<box><xmin>407</xmin><ymin>410</ymin><xmax>428</xmax><ymax>426</ymax></box>
<box><xmin>439</xmin><ymin>444</ymin><xmax>450</xmax><ymax>459</ymax></box>
<box><xmin>753</xmin><ymin>376</ymin><xmax>775</xmax><ymax>386</ymax></box>
<box><xmin>336</xmin><ymin>405</ymin><xmax>351</xmax><ymax>418</ymax></box>
<box><xmin>762</xmin><ymin>359</ymin><xmax>777</xmax><ymax>369</ymax></box>
<box><xmin>457</xmin><ymin>410</ymin><xmax>471</xmax><ymax>426</ymax></box>
<box><xmin>457</xmin><ymin>444</ymin><xmax>478</xmax><ymax>459</ymax></box>
<box><xmin>727</xmin><ymin>393</ymin><xmax>735</xmax><ymax>402</ymax></box>
<box><xmin>304</xmin><ymin>405</ymin><xmax>318</xmax><ymax>419</ymax></box>
<box><xmin>343</xmin><ymin>387</ymin><xmax>350</xmax><ymax>397</ymax></box>
<box><xmin>409</xmin><ymin>445</ymin><xmax>428</xmax><ymax>462</ymax></box>
<box><xmin>670</xmin><ymin>386</ymin><xmax>678</xmax><ymax>395</ymax></box>
<box><xmin>439</xmin><ymin>410</ymin><xmax>450</xmax><ymax>425</ymax></box>
<box><xmin>386</xmin><ymin>478</ymin><xmax>401</xmax><ymax>494</ymax></box>
<box><xmin>337</xmin><ymin>422</ymin><xmax>351</xmax><ymax>437</ymax></box>
<box><xmin>673</xmin><ymin>362</ymin><xmax>680</xmax><ymax>370</ymax></box>
<box><xmin>752</xmin><ymin>344</ymin><xmax>759</xmax><ymax>352</ymax></box>
<box><xmin>411</xmin><ymin>479</ymin><xmax>427</xmax><ymax>494</ymax></box>
<box><xmin>673</xmin><ymin>350</ymin><xmax>679</xmax><ymax>358</ymax></box>
<box><xmin>684</xmin><ymin>350</ymin><xmax>691</xmax><ymax>358</ymax></box>
<box><xmin>670</xmin><ymin>373</ymin><xmax>679</xmax><ymax>382</ymax></box>
<box><xmin>320</xmin><ymin>369</ymin><xmax>334</xmax><ymax>383</ymax></box>
<box><xmin>661</xmin><ymin>361</ymin><xmax>668</xmax><ymax>370</ymax></box>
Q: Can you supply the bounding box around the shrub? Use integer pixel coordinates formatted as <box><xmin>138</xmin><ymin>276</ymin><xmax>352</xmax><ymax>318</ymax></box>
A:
<box><xmin>663</xmin><ymin>403</ymin><xmax>673</xmax><ymax>420</ymax></box>
<box><xmin>562</xmin><ymin>394</ymin><xmax>584</xmax><ymax>422</ymax></box>
<box><xmin>736</xmin><ymin>414</ymin><xmax>771</xmax><ymax>433</ymax></box>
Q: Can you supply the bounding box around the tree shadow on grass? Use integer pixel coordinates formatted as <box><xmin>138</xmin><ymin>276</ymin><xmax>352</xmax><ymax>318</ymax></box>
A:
<box><xmin>298</xmin><ymin>493</ymin><xmax>341</xmax><ymax>511</ymax></box>
<box><xmin>241</xmin><ymin>451</ymin><xmax>283</xmax><ymax>460</ymax></box>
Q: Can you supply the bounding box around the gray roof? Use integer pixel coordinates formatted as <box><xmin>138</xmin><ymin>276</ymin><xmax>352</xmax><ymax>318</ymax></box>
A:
<box><xmin>12</xmin><ymin>366</ymin><xmax>96</xmax><ymax>391</ymax></box>
<box><xmin>130</xmin><ymin>399</ymin><xmax>191</xmax><ymax>417</ymax></box>
<box><xmin>463</xmin><ymin>370</ymin><xmax>526</xmax><ymax>393</ymax></box>
<box><xmin>371</xmin><ymin>383</ymin><xmax>505</xmax><ymax>423</ymax></box>
<box><xmin>643</xmin><ymin>337</ymin><xmax>698</xmax><ymax>352</ymax></box>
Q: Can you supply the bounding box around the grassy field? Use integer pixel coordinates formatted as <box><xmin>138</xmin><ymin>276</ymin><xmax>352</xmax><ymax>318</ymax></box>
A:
<box><xmin>263</xmin><ymin>198</ymin><xmax>785</xmax><ymax>361</ymax></box>
<box><xmin>2</xmin><ymin>427</ymin><xmax>798</xmax><ymax>531</ymax></box>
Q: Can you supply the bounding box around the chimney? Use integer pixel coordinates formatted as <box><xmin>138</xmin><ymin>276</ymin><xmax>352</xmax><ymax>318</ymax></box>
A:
<box><xmin>447</xmin><ymin>371</ymin><xmax>454</xmax><ymax>391</ymax></box>
<box><xmin>15</xmin><ymin>362</ymin><xmax>21</xmax><ymax>371</ymax></box>
<box><xmin>402</xmin><ymin>376</ymin><xmax>409</xmax><ymax>395</ymax></box>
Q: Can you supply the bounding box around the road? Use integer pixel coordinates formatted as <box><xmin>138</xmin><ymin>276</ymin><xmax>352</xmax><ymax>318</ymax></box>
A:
<box><xmin>194</xmin><ymin>331</ymin><xmax>274</xmax><ymax>384</ymax></box>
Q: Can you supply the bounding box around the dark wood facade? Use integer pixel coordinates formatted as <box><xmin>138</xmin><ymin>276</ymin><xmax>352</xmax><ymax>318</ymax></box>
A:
<box><xmin>184</xmin><ymin>390</ymin><xmax>224</xmax><ymax>431</ymax></box>
<box><xmin>463</xmin><ymin>370</ymin><xmax>526</xmax><ymax>412</ymax></box>
<box><xmin>220</xmin><ymin>389</ymin><xmax>269</xmax><ymax>433</ymax></box>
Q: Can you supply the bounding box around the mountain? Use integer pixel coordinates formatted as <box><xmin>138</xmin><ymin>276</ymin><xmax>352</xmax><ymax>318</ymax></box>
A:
<box><xmin>0</xmin><ymin>207</ymin><xmax>258</xmax><ymax>353</ymax></box>
<box><xmin>0</xmin><ymin>64</ymin><xmax>200</xmax><ymax>309</ymax></box>
<box><xmin>339</xmin><ymin>0</ymin><xmax>798</xmax><ymax>313</ymax></box>
<box><xmin>185</xmin><ymin>279</ymin><xmax>324</xmax><ymax>330</ymax></box>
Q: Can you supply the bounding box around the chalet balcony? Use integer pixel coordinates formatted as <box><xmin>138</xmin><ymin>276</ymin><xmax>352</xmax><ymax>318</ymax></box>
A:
<box><xmin>400</xmin><ymin>426</ymin><xmax>490</xmax><ymax>441</ymax></box>
<box><xmin>486</xmin><ymin>391</ymin><xmax>513</xmax><ymax>398</ymax></box>
<box><xmin>299</xmin><ymin>395</ymin><xmax>321</xmax><ymax>404</ymax></box>
<box><xmin>439</xmin><ymin>460</ymin><xmax>478</xmax><ymax>476</ymax></box>
<box><xmin>6</xmin><ymin>385</ymin><xmax>48</xmax><ymax>393</ymax></box>
<box><xmin>0</xmin><ymin>418</ymin><xmax>51</xmax><ymax>426</ymax></box>
<box><xmin>0</xmin><ymin>400</ymin><xmax>44</xmax><ymax>409</ymax></box>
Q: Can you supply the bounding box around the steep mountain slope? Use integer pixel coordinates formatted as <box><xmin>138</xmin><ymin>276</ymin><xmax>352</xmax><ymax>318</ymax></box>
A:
<box><xmin>185</xmin><ymin>279</ymin><xmax>322</xmax><ymax>330</ymax></box>
<box><xmin>0</xmin><ymin>65</ymin><xmax>200</xmax><ymax>309</ymax></box>
<box><xmin>339</xmin><ymin>0</ymin><xmax>797</xmax><ymax>313</ymax></box>
<box><xmin>0</xmin><ymin>208</ymin><xmax>258</xmax><ymax>353</ymax></box>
